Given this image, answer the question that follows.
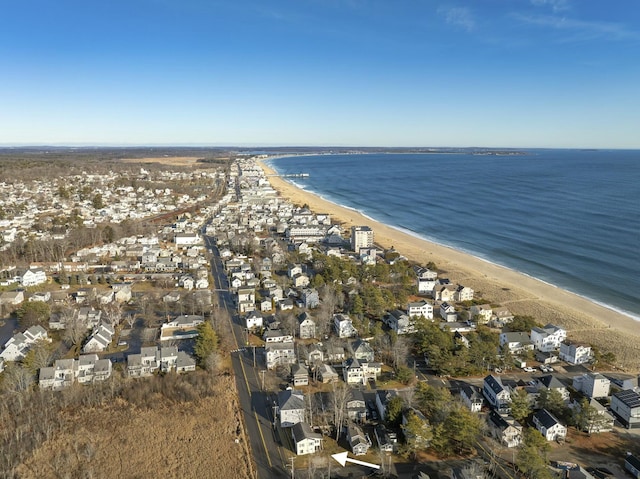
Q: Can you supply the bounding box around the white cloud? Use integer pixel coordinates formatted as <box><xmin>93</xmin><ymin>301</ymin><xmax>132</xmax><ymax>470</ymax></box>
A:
<box><xmin>514</xmin><ymin>13</ymin><xmax>639</xmax><ymax>41</ymax></box>
<box><xmin>438</xmin><ymin>6</ymin><xmax>475</xmax><ymax>32</ymax></box>
<box><xmin>530</xmin><ymin>0</ymin><xmax>571</xmax><ymax>13</ymax></box>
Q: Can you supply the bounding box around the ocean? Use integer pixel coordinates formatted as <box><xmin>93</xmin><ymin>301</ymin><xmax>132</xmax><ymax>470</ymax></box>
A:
<box><xmin>267</xmin><ymin>150</ymin><xmax>640</xmax><ymax>321</ymax></box>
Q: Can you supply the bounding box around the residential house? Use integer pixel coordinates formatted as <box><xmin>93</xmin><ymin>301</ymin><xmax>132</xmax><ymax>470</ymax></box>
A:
<box><xmin>20</xmin><ymin>268</ymin><xmax>47</xmax><ymax>287</ymax></box>
<box><xmin>374</xmin><ymin>425</ymin><xmax>397</xmax><ymax>453</ymax></box>
<box><xmin>127</xmin><ymin>346</ymin><xmax>195</xmax><ymax>377</ymax></box>
<box><xmin>343</xmin><ymin>358</ymin><xmax>365</xmax><ymax>385</ymax></box>
<box><xmin>245</xmin><ymin>311</ymin><xmax>264</xmax><ymax>330</ymax></box>
<box><xmin>176</xmin><ymin>350</ymin><xmax>197</xmax><ymax>372</ymax></box>
<box><xmin>560</xmin><ymin>340</ymin><xmax>592</xmax><ymax>365</ymax></box>
<box><xmin>401</xmin><ymin>408</ymin><xmax>431</xmax><ymax>449</ymax></box>
<box><xmin>317</xmin><ymin>364</ymin><xmax>339</xmax><ymax>383</ymax></box>
<box><xmin>1</xmin><ymin>325</ymin><xmax>50</xmax><ymax>361</ymax></box>
<box><xmin>499</xmin><ymin>332</ymin><xmax>533</xmax><ymax>353</ymax></box>
<box><xmin>460</xmin><ymin>384</ymin><xmax>484</xmax><ymax>413</ymax></box>
<box><xmin>610</xmin><ymin>389</ymin><xmax>640</xmax><ymax>429</ymax></box>
<box><xmin>573</xmin><ymin>373</ymin><xmax>610</xmax><ymax>399</ymax></box>
<box><xmin>0</xmin><ymin>290</ymin><xmax>25</xmax><ymax>306</ymax></box>
<box><xmin>40</xmin><ymin>354</ymin><xmax>113</xmax><ymax>389</ymax></box>
<box><xmin>278</xmin><ymin>389</ymin><xmax>306</xmax><ymax>427</ymax></box>
<box><xmin>535</xmin><ymin>375</ymin><xmax>570</xmax><ymax>401</ymax></box>
<box><xmin>383</xmin><ymin>309</ymin><xmax>416</xmax><ymax>334</ymax></box>
<box><xmin>346</xmin><ymin>388</ymin><xmax>367</xmax><ymax>422</ymax></box>
<box><xmin>454</xmin><ymin>285</ymin><xmax>474</xmax><ymax>302</ymax></box>
<box><xmin>263</xmin><ymin>329</ymin><xmax>294</xmax><ymax>343</ymax></box>
<box><xmin>351</xmin><ymin>339</ymin><xmax>375</xmax><ymax>362</ymax></box>
<box><xmin>301</xmin><ymin>288</ymin><xmax>319</xmax><ymax>309</ymax></box>
<box><xmin>408</xmin><ymin>300</ymin><xmax>433</xmax><ymax>320</ymax></box>
<box><xmin>325</xmin><ymin>344</ymin><xmax>346</xmax><ymax>362</ymax></box>
<box><xmin>287</xmin><ymin>264</ymin><xmax>303</xmax><ymax>279</ymax></box>
<box><xmin>433</xmin><ymin>283</ymin><xmax>456</xmax><ymax>302</ymax></box>
<box><xmin>470</xmin><ymin>304</ymin><xmax>493</xmax><ymax>324</ymax></box>
<box><xmin>292</xmin><ymin>363</ymin><xmax>309</xmax><ymax>387</ymax></box>
<box><xmin>533</xmin><ymin>408</ymin><xmax>567</xmax><ymax>442</ymax></box>
<box><xmin>29</xmin><ymin>291</ymin><xmax>51</xmax><ymax>303</ymax></box>
<box><xmin>571</xmin><ymin>397</ymin><xmax>614</xmax><ymax>433</ymax></box>
<box><xmin>487</xmin><ymin>411</ymin><xmax>522</xmax><ymax>448</ymax></box>
<box><xmin>604</xmin><ymin>373</ymin><xmax>639</xmax><ymax>391</ymax></box>
<box><xmin>347</xmin><ymin>424</ymin><xmax>371</xmax><ymax>456</ymax></box>
<box><xmin>306</xmin><ymin>344</ymin><xmax>324</xmax><ymax>366</ymax></box>
<box><xmin>334</xmin><ymin>313</ymin><xmax>357</xmax><ymax>338</ymax></box>
<box><xmin>82</xmin><ymin>322</ymin><xmax>115</xmax><ymax>353</ymax></box>
<box><xmin>491</xmin><ymin>307</ymin><xmax>514</xmax><ymax>327</ymax></box>
<box><xmin>297</xmin><ymin>312</ymin><xmax>316</xmax><ymax>339</ymax></box>
<box><xmin>260</xmin><ymin>297</ymin><xmax>273</xmax><ymax>312</ymax></box>
<box><xmin>440</xmin><ymin>302</ymin><xmax>457</xmax><ymax>322</ymax></box>
<box><xmin>292</xmin><ymin>274</ymin><xmax>310</xmax><ymax>288</ymax></box>
<box><xmin>483</xmin><ymin>375</ymin><xmax>512</xmax><ymax>412</ymax></box>
<box><xmin>291</xmin><ymin>422</ymin><xmax>322</xmax><ymax>456</ymax></box>
<box><xmin>531</xmin><ymin>324</ymin><xmax>567</xmax><ymax>352</ymax></box>
<box><xmin>376</xmin><ymin>389</ymin><xmax>399</xmax><ymax>421</ymax></box>
<box><xmin>265</xmin><ymin>341</ymin><xmax>296</xmax><ymax>370</ymax></box>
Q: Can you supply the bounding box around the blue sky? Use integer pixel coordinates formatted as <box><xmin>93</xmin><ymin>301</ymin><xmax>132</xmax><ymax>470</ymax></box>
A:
<box><xmin>1</xmin><ymin>0</ymin><xmax>639</xmax><ymax>148</ymax></box>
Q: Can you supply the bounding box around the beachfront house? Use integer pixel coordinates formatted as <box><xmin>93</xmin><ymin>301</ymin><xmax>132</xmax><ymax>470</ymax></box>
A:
<box><xmin>531</xmin><ymin>324</ymin><xmax>567</xmax><ymax>352</ymax></box>
<box><xmin>560</xmin><ymin>340</ymin><xmax>592</xmax><ymax>365</ymax></box>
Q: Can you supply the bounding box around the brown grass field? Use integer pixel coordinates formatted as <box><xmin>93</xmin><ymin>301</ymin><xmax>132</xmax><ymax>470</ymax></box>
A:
<box><xmin>13</xmin><ymin>374</ymin><xmax>254</xmax><ymax>479</ymax></box>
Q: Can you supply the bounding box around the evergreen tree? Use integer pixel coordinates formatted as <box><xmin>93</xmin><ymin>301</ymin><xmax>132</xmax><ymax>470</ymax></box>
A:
<box><xmin>194</xmin><ymin>322</ymin><xmax>218</xmax><ymax>366</ymax></box>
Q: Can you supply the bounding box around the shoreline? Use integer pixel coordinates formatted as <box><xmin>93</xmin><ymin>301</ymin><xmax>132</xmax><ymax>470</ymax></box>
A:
<box><xmin>258</xmin><ymin>158</ymin><xmax>640</xmax><ymax>372</ymax></box>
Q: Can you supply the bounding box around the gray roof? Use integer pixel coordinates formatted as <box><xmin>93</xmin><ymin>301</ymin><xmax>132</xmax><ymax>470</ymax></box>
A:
<box><xmin>292</xmin><ymin>422</ymin><xmax>321</xmax><ymax>442</ymax></box>
<box><xmin>278</xmin><ymin>389</ymin><xmax>305</xmax><ymax>411</ymax></box>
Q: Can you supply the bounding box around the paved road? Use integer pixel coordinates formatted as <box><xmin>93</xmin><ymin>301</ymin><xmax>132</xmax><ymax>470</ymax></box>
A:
<box><xmin>205</xmin><ymin>236</ymin><xmax>288</xmax><ymax>479</ymax></box>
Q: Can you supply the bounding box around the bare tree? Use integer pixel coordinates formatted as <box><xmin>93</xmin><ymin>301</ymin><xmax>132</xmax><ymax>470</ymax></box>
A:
<box><xmin>1</xmin><ymin>363</ymin><xmax>34</xmax><ymax>394</ymax></box>
<box><xmin>331</xmin><ymin>381</ymin><xmax>350</xmax><ymax>440</ymax></box>
<box><xmin>62</xmin><ymin>309</ymin><xmax>88</xmax><ymax>348</ymax></box>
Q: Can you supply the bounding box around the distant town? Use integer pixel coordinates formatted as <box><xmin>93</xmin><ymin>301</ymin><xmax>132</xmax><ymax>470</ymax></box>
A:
<box><xmin>0</xmin><ymin>152</ymin><xmax>638</xmax><ymax>479</ymax></box>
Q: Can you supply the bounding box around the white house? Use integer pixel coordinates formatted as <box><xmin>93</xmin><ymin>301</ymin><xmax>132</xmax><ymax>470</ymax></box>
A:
<box><xmin>407</xmin><ymin>300</ymin><xmax>433</xmax><ymax>320</ymax></box>
<box><xmin>1</xmin><ymin>325</ymin><xmax>50</xmax><ymax>361</ymax></box>
<box><xmin>531</xmin><ymin>324</ymin><xmax>567</xmax><ymax>352</ymax></box>
<box><xmin>454</xmin><ymin>285</ymin><xmax>474</xmax><ymax>302</ymax></box>
<box><xmin>440</xmin><ymin>302</ymin><xmax>457</xmax><ymax>322</ymax></box>
<box><xmin>245</xmin><ymin>311</ymin><xmax>264</xmax><ymax>330</ymax></box>
<box><xmin>265</xmin><ymin>341</ymin><xmax>296</xmax><ymax>370</ymax></box>
<box><xmin>82</xmin><ymin>322</ymin><xmax>115</xmax><ymax>353</ymax></box>
<box><xmin>334</xmin><ymin>313</ymin><xmax>357</xmax><ymax>338</ymax></box>
<box><xmin>278</xmin><ymin>389</ymin><xmax>306</xmax><ymax>427</ymax></box>
<box><xmin>20</xmin><ymin>268</ymin><xmax>47</xmax><ymax>287</ymax></box>
<box><xmin>572</xmin><ymin>373</ymin><xmax>610</xmax><ymax>399</ymax></box>
<box><xmin>383</xmin><ymin>310</ymin><xmax>415</xmax><ymax>335</ymax></box>
<box><xmin>560</xmin><ymin>340</ymin><xmax>592</xmax><ymax>365</ymax></box>
<box><xmin>499</xmin><ymin>332</ymin><xmax>533</xmax><ymax>353</ymax></box>
<box><xmin>291</xmin><ymin>422</ymin><xmax>322</xmax><ymax>456</ymax></box>
<box><xmin>533</xmin><ymin>408</ymin><xmax>567</xmax><ymax>442</ymax></box>
<box><xmin>460</xmin><ymin>384</ymin><xmax>484</xmax><ymax>412</ymax></box>
<box><xmin>470</xmin><ymin>304</ymin><xmax>493</xmax><ymax>324</ymax></box>
<box><xmin>483</xmin><ymin>375</ymin><xmax>511</xmax><ymax>412</ymax></box>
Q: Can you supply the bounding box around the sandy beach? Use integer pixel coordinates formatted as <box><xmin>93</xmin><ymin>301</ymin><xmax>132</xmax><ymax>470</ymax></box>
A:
<box><xmin>259</xmin><ymin>159</ymin><xmax>640</xmax><ymax>372</ymax></box>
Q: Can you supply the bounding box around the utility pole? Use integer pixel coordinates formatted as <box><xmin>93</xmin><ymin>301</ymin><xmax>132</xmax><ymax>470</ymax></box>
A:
<box><xmin>260</xmin><ymin>369</ymin><xmax>265</xmax><ymax>391</ymax></box>
<box><xmin>253</xmin><ymin>345</ymin><xmax>256</xmax><ymax>367</ymax></box>
<box><xmin>290</xmin><ymin>456</ymin><xmax>295</xmax><ymax>479</ymax></box>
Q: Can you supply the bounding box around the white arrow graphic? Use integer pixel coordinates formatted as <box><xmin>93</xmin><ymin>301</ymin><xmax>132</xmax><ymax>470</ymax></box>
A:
<box><xmin>331</xmin><ymin>451</ymin><xmax>380</xmax><ymax>469</ymax></box>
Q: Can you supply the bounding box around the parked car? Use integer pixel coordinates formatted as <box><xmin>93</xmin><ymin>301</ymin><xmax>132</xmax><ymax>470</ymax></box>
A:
<box><xmin>523</xmin><ymin>367</ymin><xmax>535</xmax><ymax>373</ymax></box>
